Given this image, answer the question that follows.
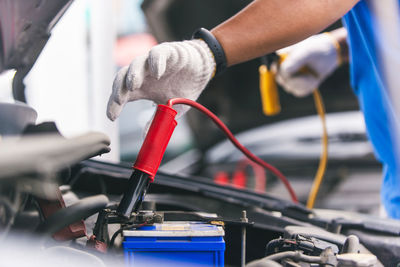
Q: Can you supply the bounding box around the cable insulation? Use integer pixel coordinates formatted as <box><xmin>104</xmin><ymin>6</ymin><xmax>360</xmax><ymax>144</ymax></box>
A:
<box><xmin>109</xmin><ymin>222</ymin><xmax>148</xmax><ymax>248</ymax></box>
<box><xmin>167</xmin><ymin>98</ymin><xmax>298</xmax><ymax>203</ymax></box>
<box><xmin>306</xmin><ymin>90</ymin><xmax>328</xmax><ymax>208</ymax></box>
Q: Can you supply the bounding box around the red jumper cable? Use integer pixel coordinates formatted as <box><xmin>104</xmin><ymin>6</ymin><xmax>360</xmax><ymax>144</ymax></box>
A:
<box><xmin>117</xmin><ymin>99</ymin><xmax>298</xmax><ymax>218</ymax></box>
<box><xmin>167</xmin><ymin>98</ymin><xmax>298</xmax><ymax>203</ymax></box>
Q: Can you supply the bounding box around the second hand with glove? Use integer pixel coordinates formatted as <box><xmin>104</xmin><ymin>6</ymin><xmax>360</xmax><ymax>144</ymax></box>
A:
<box><xmin>275</xmin><ymin>28</ymin><xmax>347</xmax><ymax>98</ymax></box>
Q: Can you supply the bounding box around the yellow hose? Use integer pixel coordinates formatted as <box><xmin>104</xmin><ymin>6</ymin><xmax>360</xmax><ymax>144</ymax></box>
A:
<box><xmin>306</xmin><ymin>90</ymin><xmax>328</xmax><ymax>209</ymax></box>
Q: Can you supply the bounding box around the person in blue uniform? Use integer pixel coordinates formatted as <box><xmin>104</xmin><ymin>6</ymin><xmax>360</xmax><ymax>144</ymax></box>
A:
<box><xmin>275</xmin><ymin>2</ymin><xmax>400</xmax><ymax>218</ymax></box>
<box><xmin>342</xmin><ymin>2</ymin><xmax>400</xmax><ymax>219</ymax></box>
<box><xmin>107</xmin><ymin>0</ymin><xmax>400</xmax><ymax>218</ymax></box>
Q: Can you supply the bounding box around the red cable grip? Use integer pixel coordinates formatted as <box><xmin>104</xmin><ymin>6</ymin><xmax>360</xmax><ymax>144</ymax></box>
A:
<box><xmin>133</xmin><ymin>105</ymin><xmax>177</xmax><ymax>181</ymax></box>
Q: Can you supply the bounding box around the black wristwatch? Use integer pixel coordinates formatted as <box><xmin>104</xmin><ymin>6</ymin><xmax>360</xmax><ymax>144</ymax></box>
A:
<box><xmin>192</xmin><ymin>28</ymin><xmax>227</xmax><ymax>77</ymax></box>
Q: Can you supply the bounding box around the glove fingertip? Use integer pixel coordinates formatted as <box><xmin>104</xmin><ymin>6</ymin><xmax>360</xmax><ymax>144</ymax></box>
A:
<box><xmin>112</xmin><ymin>66</ymin><xmax>128</xmax><ymax>91</ymax></box>
<box><xmin>126</xmin><ymin>56</ymin><xmax>148</xmax><ymax>91</ymax></box>
<box><xmin>280</xmin><ymin>51</ymin><xmax>311</xmax><ymax>77</ymax></box>
<box><xmin>280</xmin><ymin>59</ymin><xmax>298</xmax><ymax>76</ymax></box>
<box><xmin>286</xmin><ymin>77</ymin><xmax>317</xmax><ymax>98</ymax></box>
<box><xmin>106</xmin><ymin>100</ymin><xmax>124</xmax><ymax>121</ymax></box>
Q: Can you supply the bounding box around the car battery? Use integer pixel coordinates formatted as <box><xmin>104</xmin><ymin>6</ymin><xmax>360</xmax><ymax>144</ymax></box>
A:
<box><xmin>122</xmin><ymin>222</ymin><xmax>225</xmax><ymax>267</ymax></box>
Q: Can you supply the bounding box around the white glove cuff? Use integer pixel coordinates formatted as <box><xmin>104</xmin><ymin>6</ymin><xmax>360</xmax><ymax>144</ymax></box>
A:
<box><xmin>190</xmin><ymin>39</ymin><xmax>217</xmax><ymax>85</ymax></box>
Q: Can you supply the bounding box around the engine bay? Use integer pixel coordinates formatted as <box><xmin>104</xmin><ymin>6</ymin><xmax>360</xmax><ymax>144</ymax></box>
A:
<box><xmin>1</xmin><ymin>1</ymin><xmax>400</xmax><ymax>266</ymax></box>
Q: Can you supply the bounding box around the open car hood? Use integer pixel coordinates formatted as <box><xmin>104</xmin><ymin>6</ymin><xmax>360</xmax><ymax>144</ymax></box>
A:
<box><xmin>0</xmin><ymin>0</ymin><xmax>73</xmax><ymax>101</ymax></box>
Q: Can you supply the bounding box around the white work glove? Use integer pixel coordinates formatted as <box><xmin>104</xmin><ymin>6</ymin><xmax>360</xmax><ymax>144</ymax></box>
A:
<box><xmin>107</xmin><ymin>39</ymin><xmax>216</xmax><ymax>121</ymax></box>
<box><xmin>276</xmin><ymin>33</ymin><xmax>340</xmax><ymax>97</ymax></box>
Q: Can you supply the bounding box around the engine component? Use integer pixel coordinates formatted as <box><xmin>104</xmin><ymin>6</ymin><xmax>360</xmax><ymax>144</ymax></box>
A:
<box><xmin>91</xmin><ymin>209</ymin><xmax>164</xmax><ymax>252</ymax></box>
<box><xmin>254</xmin><ymin>235</ymin><xmax>378</xmax><ymax>267</ymax></box>
<box><xmin>36</xmin><ymin>188</ymin><xmax>87</xmax><ymax>241</ymax></box>
<box><xmin>0</xmin><ymin>133</ymin><xmax>111</xmax><ymax>180</ymax></box>
<box><xmin>0</xmin><ymin>102</ymin><xmax>37</xmax><ymax>136</ymax></box>
<box><xmin>36</xmin><ymin>195</ymin><xmax>109</xmax><ymax>238</ymax></box>
<box><xmin>241</xmin><ymin>210</ymin><xmax>249</xmax><ymax>267</ymax></box>
<box><xmin>247</xmin><ymin>259</ymin><xmax>283</xmax><ymax>267</ymax></box>
<box><xmin>266</xmin><ymin>234</ymin><xmax>339</xmax><ymax>256</ymax></box>
<box><xmin>342</xmin><ymin>235</ymin><xmax>361</xmax><ymax>254</ymax></box>
<box><xmin>130</xmin><ymin>210</ymin><xmax>164</xmax><ymax>225</ymax></box>
<box><xmin>336</xmin><ymin>253</ymin><xmax>377</xmax><ymax>267</ymax></box>
<box><xmin>248</xmin><ymin>248</ymin><xmax>338</xmax><ymax>266</ymax></box>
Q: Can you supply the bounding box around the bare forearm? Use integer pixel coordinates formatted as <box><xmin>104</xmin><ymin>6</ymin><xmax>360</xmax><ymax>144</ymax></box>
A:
<box><xmin>211</xmin><ymin>0</ymin><xmax>358</xmax><ymax>66</ymax></box>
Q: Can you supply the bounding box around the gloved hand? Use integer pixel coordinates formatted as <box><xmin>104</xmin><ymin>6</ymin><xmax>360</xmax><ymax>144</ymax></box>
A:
<box><xmin>107</xmin><ymin>39</ymin><xmax>216</xmax><ymax>121</ymax></box>
<box><xmin>275</xmin><ymin>33</ymin><xmax>341</xmax><ymax>97</ymax></box>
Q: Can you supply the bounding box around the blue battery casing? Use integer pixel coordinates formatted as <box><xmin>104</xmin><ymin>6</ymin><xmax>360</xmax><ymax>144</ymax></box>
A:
<box><xmin>122</xmin><ymin>222</ymin><xmax>225</xmax><ymax>267</ymax></box>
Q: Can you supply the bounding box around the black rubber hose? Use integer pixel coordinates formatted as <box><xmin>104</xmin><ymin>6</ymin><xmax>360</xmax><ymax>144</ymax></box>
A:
<box><xmin>246</xmin><ymin>259</ymin><xmax>283</xmax><ymax>267</ymax></box>
<box><xmin>109</xmin><ymin>222</ymin><xmax>149</xmax><ymax>249</ymax></box>
<box><xmin>253</xmin><ymin>251</ymin><xmax>323</xmax><ymax>264</ymax></box>
<box><xmin>36</xmin><ymin>195</ymin><xmax>109</xmax><ymax>236</ymax></box>
<box><xmin>12</xmin><ymin>69</ymin><xmax>29</xmax><ymax>103</ymax></box>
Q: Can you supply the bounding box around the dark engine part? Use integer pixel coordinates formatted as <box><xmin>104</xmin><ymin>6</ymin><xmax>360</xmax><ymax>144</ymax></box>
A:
<box><xmin>0</xmin><ymin>0</ymin><xmax>74</xmax><ymax>102</ymax></box>
<box><xmin>266</xmin><ymin>234</ymin><xmax>339</xmax><ymax>257</ymax></box>
<box><xmin>247</xmin><ymin>234</ymin><xmax>377</xmax><ymax>267</ymax></box>
<box><xmin>36</xmin><ymin>194</ymin><xmax>109</xmax><ymax>238</ymax></box>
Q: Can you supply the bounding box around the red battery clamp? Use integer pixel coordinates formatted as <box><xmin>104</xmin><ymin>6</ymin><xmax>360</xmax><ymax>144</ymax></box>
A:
<box><xmin>117</xmin><ymin>105</ymin><xmax>177</xmax><ymax>217</ymax></box>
